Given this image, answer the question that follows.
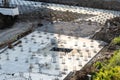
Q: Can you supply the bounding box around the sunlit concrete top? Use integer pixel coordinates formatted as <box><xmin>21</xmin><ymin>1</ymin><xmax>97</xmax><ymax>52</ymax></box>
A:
<box><xmin>0</xmin><ymin>31</ymin><xmax>104</xmax><ymax>80</ymax></box>
<box><xmin>0</xmin><ymin>7</ymin><xmax>19</xmax><ymax>16</ymax></box>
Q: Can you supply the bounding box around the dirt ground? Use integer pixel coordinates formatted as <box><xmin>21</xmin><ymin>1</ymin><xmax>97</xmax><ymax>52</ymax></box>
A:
<box><xmin>37</xmin><ymin>20</ymin><xmax>102</xmax><ymax>38</ymax></box>
<box><xmin>0</xmin><ymin>22</ymin><xmax>34</xmax><ymax>45</ymax></box>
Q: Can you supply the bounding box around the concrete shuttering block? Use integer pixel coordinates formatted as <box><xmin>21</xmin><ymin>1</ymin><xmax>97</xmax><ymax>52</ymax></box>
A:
<box><xmin>0</xmin><ymin>7</ymin><xmax>19</xmax><ymax>16</ymax></box>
